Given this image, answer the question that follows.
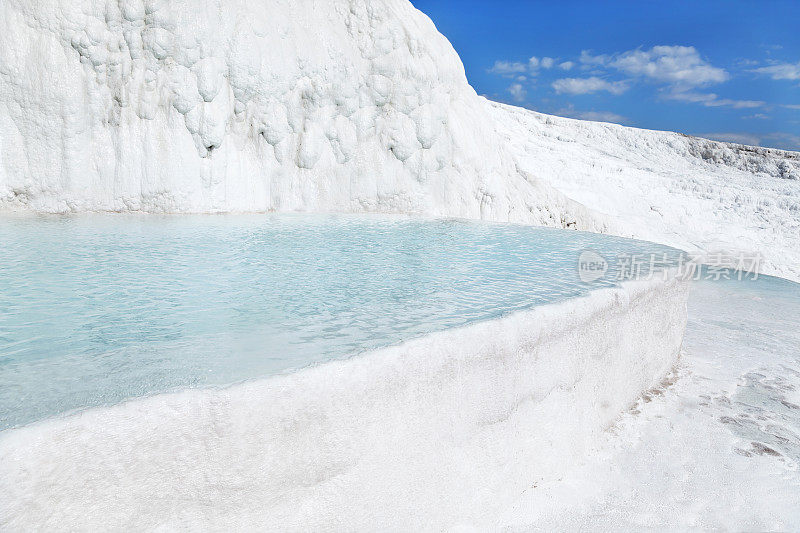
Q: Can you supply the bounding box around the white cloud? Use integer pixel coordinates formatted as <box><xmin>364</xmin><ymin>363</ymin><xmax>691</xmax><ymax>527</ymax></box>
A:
<box><xmin>488</xmin><ymin>60</ymin><xmax>527</xmax><ymax>76</ymax></box>
<box><xmin>752</xmin><ymin>62</ymin><xmax>800</xmax><ymax>81</ymax></box>
<box><xmin>556</xmin><ymin>108</ymin><xmax>629</xmax><ymax>124</ymax></box>
<box><xmin>714</xmin><ymin>99</ymin><xmax>765</xmax><ymax>109</ymax></box>
<box><xmin>580</xmin><ymin>46</ymin><xmax>728</xmax><ymax>91</ymax></box>
<box><xmin>743</xmin><ymin>113</ymin><xmax>770</xmax><ymax>120</ymax></box>
<box><xmin>579</xmin><ymin>50</ymin><xmax>609</xmax><ymax>66</ymax></box>
<box><xmin>528</xmin><ymin>56</ymin><xmax>554</xmax><ymax>72</ymax></box>
<box><xmin>507</xmin><ymin>83</ymin><xmax>527</xmax><ymax>103</ymax></box>
<box><xmin>665</xmin><ymin>91</ymin><xmax>764</xmax><ymax>108</ymax></box>
<box><xmin>613</xmin><ymin>46</ymin><xmax>727</xmax><ymax>88</ymax></box>
<box><xmin>697</xmin><ymin>132</ymin><xmax>800</xmax><ymax>151</ymax></box>
<box><xmin>490</xmin><ymin>55</ymin><xmax>560</xmax><ymax>81</ymax></box>
<box><xmin>552</xmin><ymin>77</ymin><xmax>629</xmax><ymax>95</ymax></box>
<box><xmin>784</xmin><ymin>104</ymin><xmax>800</xmax><ymax>110</ymax></box>
<box><xmin>763</xmin><ymin>132</ymin><xmax>800</xmax><ymax>150</ymax></box>
<box><xmin>559</xmin><ymin>61</ymin><xmax>574</xmax><ymax>71</ymax></box>
<box><xmin>698</xmin><ymin>132</ymin><xmax>763</xmax><ymax>146</ymax></box>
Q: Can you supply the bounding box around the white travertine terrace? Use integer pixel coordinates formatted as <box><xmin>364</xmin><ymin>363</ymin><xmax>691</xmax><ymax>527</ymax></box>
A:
<box><xmin>0</xmin><ymin>274</ymin><xmax>690</xmax><ymax>530</ymax></box>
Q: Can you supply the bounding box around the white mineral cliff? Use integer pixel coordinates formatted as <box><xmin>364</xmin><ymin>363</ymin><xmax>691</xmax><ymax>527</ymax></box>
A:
<box><xmin>0</xmin><ymin>0</ymin><xmax>598</xmax><ymax>231</ymax></box>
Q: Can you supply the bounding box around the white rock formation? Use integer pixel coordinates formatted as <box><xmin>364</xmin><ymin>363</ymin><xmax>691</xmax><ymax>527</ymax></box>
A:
<box><xmin>0</xmin><ymin>0</ymin><xmax>598</xmax><ymax>230</ymax></box>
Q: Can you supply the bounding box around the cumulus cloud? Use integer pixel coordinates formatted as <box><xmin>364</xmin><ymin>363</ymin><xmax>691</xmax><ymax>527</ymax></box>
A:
<box><xmin>552</xmin><ymin>76</ymin><xmax>629</xmax><ymax>95</ymax></box>
<box><xmin>507</xmin><ymin>83</ymin><xmax>527</xmax><ymax>102</ymax></box>
<box><xmin>528</xmin><ymin>56</ymin><xmax>555</xmax><ymax>72</ymax></box>
<box><xmin>573</xmin><ymin>46</ymin><xmax>769</xmax><ymax>109</ymax></box>
<box><xmin>581</xmin><ymin>45</ymin><xmax>729</xmax><ymax>89</ymax></box>
<box><xmin>488</xmin><ymin>60</ymin><xmax>527</xmax><ymax>77</ymax></box>
<box><xmin>490</xmin><ymin>45</ymin><xmax>772</xmax><ymax>115</ymax></box>
<box><xmin>490</xmin><ymin>56</ymin><xmax>557</xmax><ymax>79</ymax></box>
<box><xmin>751</xmin><ymin>61</ymin><xmax>800</xmax><ymax>81</ymax></box>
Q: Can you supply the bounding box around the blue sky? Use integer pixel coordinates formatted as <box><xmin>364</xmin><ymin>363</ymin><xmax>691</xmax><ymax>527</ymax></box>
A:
<box><xmin>410</xmin><ymin>0</ymin><xmax>800</xmax><ymax>150</ymax></box>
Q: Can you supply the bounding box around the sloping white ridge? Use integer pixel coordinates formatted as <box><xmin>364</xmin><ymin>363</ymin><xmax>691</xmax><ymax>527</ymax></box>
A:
<box><xmin>492</xmin><ymin>103</ymin><xmax>800</xmax><ymax>283</ymax></box>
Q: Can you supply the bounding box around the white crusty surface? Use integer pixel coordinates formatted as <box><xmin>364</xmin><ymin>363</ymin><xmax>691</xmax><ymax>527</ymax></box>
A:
<box><xmin>0</xmin><ymin>274</ymin><xmax>689</xmax><ymax>531</ymax></box>
<box><xmin>492</xmin><ymin>102</ymin><xmax>800</xmax><ymax>282</ymax></box>
<box><xmin>0</xmin><ymin>0</ymin><xmax>598</xmax><ymax>230</ymax></box>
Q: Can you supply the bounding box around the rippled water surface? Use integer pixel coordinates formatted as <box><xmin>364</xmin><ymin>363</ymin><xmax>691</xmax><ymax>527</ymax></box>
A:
<box><xmin>0</xmin><ymin>215</ymin><xmax>681</xmax><ymax>429</ymax></box>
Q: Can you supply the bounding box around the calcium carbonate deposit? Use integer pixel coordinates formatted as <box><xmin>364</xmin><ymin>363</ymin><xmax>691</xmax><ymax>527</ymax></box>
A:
<box><xmin>1</xmin><ymin>0</ymin><xmax>800</xmax><ymax>530</ymax></box>
<box><xmin>0</xmin><ymin>0</ymin><xmax>596</xmax><ymax>231</ymax></box>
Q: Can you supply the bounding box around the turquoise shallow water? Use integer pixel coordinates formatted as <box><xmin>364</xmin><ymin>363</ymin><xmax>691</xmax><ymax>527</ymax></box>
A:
<box><xmin>0</xmin><ymin>215</ymin><xmax>681</xmax><ymax>430</ymax></box>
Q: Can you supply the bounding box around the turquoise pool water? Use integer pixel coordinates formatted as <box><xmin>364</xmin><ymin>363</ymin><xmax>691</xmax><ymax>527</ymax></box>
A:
<box><xmin>0</xmin><ymin>215</ymin><xmax>681</xmax><ymax>430</ymax></box>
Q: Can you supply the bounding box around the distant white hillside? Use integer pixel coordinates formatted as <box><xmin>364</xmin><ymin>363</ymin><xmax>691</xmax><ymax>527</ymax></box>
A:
<box><xmin>491</xmin><ymin>102</ymin><xmax>800</xmax><ymax>281</ymax></box>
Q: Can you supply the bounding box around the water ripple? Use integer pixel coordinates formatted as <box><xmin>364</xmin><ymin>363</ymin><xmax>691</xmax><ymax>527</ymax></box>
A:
<box><xmin>0</xmin><ymin>214</ymin><xmax>680</xmax><ymax>429</ymax></box>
